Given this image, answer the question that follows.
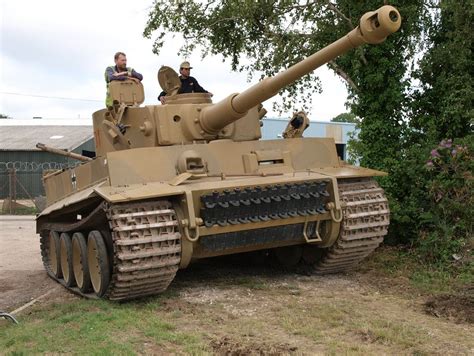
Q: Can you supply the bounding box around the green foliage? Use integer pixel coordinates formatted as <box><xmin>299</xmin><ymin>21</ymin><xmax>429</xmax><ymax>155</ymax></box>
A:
<box><xmin>380</xmin><ymin>143</ymin><xmax>432</xmax><ymax>245</ymax></box>
<box><xmin>418</xmin><ymin>137</ymin><xmax>474</xmax><ymax>264</ymax></box>
<box><xmin>330</xmin><ymin>112</ymin><xmax>357</xmax><ymax>123</ymax></box>
<box><xmin>333</xmin><ymin>1</ymin><xmax>426</xmax><ymax>170</ymax></box>
<box><xmin>411</xmin><ymin>0</ymin><xmax>474</xmax><ymax>141</ymax></box>
<box><xmin>384</xmin><ymin>1</ymin><xmax>474</xmax><ymax>263</ymax></box>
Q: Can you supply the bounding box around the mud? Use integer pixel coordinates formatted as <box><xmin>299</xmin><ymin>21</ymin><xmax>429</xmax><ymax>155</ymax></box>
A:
<box><xmin>425</xmin><ymin>293</ymin><xmax>474</xmax><ymax>324</ymax></box>
<box><xmin>210</xmin><ymin>336</ymin><xmax>298</xmax><ymax>356</ymax></box>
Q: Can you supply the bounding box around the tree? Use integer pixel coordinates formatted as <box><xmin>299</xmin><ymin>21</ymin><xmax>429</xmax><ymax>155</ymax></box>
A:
<box><xmin>0</xmin><ymin>114</ymin><xmax>9</xmax><ymax>119</ymax></box>
<box><xmin>331</xmin><ymin>112</ymin><xmax>357</xmax><ymax>123</ymax></box>
<box><xmin>411</xmin><ymin>0</ymin><xmax>473</xmax><ymax>142</ymax></box>
<box><xmin>144</xmin><ymin>1</ymin><xmax>424</xmax><ymax>116</ymax></box>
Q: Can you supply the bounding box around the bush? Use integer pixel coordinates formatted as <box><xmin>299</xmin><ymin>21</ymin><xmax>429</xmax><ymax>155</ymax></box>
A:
<box><xmin>418</xmin><ymin>136</ymin><xmax>474</xmax><ymax>265</ymax></box>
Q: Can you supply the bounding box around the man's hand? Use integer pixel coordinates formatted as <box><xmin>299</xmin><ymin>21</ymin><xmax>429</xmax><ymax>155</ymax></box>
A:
<box><xmin>159</xmin><ymin>96</ymin><xmax>167</xmax><ymax>104</ymax></box>
<box><xmin>128</xmin><ymin>77</ymin><xmax>140</xmax><ymax>83</ymax></box>
<box><xmin>113</xmin><ymin>71</ymin><xmax>128</xmax><ymax>77</ymax></box>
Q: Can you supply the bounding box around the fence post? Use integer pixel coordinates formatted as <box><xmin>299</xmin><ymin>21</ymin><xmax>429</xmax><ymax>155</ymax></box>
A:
<box><xmin>8</xmin><ymin>168</ymin><xmax>17</xmax><ymax>214</ymax></box>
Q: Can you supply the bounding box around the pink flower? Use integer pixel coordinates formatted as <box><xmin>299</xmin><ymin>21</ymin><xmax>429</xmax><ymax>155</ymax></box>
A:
<box><xmin>431</xmin><ymin>149</ymin><xmax>440</xmax><ymax>158</ymax></box>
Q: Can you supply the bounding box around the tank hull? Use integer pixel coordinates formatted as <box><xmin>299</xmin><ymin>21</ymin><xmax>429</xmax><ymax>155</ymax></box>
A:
<box><xmin>37</xmin><ymin>138</ymin><xmax>389</xmax><ymax>300</ymax></box>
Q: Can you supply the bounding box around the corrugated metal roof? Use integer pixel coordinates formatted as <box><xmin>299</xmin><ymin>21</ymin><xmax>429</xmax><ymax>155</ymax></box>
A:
<box><xmin>0</xmin><ymin>125</ymin><xmax>93</xmax><ymax>151</ymax></box>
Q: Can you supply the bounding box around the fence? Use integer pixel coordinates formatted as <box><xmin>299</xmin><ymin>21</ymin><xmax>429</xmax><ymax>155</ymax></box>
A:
<box><xmin>0</xmin><ymin>161</ymin><xmax>81</xmax><ymax>200</ymax></box>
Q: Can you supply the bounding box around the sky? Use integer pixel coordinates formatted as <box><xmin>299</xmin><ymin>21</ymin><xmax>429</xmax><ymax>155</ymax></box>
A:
<box><xmin>0</xmin><ymin>0</ymin><xmax>348</xmax><ymax>122</ymax></box>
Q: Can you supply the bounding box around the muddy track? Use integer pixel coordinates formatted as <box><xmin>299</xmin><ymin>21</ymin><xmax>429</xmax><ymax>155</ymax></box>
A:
<box><xmin>313</xmin><ymin>178</ymin><xmax>390</xmax><ymax>273</ymax></box>
<box><xmin>40</xmin><ymin>200</ymin><xmax>181</xmax><ymax>301</ymax></box>
<box><xmin>105</xmin><ymin>201</ymin><xmax>181</xmax><ymax>300</ymax></box>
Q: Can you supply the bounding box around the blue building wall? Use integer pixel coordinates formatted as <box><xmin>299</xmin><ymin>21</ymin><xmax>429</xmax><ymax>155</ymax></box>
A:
<box><xmin>261</xmin><ymin>118</ymin><xmax>357</xmax><ymax>142</ymax></box>
<box><xmin>261</xmin><ymin>118</ymin><xmax>358</xmax><ymax>161</ymax></box>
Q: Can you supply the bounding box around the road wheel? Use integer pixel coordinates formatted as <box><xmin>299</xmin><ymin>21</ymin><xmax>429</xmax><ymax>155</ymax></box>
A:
<box><xmin>48</xmin><ymin>231</ymin><xmax>62</xmax><ymax>278</ymax></box>
<box><xmin>72</xmin><ymin>232</ymin><xmax>91</xmax><ymax>293</ymax></box>
<box><xmin>87</xmin><ymin>231</ymin><xmax>110</xmax><ymax>297</ymax></box>
<box><xmin>60</xmin><ymin>233</ymin><xmax>76</xmax><ymax>287</ymax></box>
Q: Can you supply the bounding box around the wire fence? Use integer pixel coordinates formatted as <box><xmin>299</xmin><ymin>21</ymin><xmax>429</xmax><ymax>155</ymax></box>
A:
<box><xmin>0</xmin><ymin>161</ymin><xmax>81</xmax><ymax>173</ymax></box>
<box><xmin>0</xmin><ymin>161</ymin><xmax>80</xmax><ymax>199</ymax></box>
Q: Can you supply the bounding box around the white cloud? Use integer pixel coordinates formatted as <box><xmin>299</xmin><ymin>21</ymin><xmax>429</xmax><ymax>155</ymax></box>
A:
<box><xmin>0</xmin><ymin>0</ymin><xmax>348</xmax><ymax>121</ymax></box>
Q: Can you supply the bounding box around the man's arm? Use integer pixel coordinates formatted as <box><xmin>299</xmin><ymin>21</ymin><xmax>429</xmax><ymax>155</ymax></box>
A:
<box><xmin>190</xmin><ymin>77</ymin><xmax>208</xmax><ymax>93</ymax></box>
<box><xmin>105</xmin><ymin>66</ymin><xmax>128</xmax><ymax>82</ymax></box>
<box><xmin>130</xmin><ymin>69</ymin><xmax>143</xmax><ymax>81</ymax></box>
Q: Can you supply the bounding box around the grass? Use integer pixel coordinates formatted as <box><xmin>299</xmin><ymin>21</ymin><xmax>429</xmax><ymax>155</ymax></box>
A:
<box><xmin>0</xmin><ymin>206</ymin><xmax>38</xmax><ymax>215</ymax></box>
<box><xmin>279</xmin><ymin>299</ymin><xmax>428</xmax><ymax>350</ymax></box>
<box><xmin>360</xmin><ymin>246</ymin><xmax>474</xmax><ymax>295</ymax></box>
<box><xmin>1</xmin><ymin>247</ymin><xmax>472</xmax><ymax>355</ymax></box>
<box><xmin>0</xmin><ymin>298</ymin><xmax>208</xmax><ymax>355</ymax></box>
<box><xmin>233</xmin><ymin>276</ymin><xmax>269</xmax><ymax>290</ymax></box>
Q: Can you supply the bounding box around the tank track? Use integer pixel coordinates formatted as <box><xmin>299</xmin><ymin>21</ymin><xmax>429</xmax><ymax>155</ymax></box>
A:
<box><xmin>312</xmin><ymin>178</ymin><xmax>390</xmax><ymax>273</ymax></box>
<box><xmin>40</xmin><ymin>200</ymin><xmax>181</xmax><ymax>301</ymax></box>
<box><xmin>105</xmin><ymin>201</ymin><xmax>181</xmax><ymax>301</ymax></box>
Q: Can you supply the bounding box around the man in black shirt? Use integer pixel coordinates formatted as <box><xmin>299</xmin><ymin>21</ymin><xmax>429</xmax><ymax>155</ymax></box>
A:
<box><xmin>158</xmin><ymin>61</ymin><xmax>211</xmax><ymax>103</ymax></box>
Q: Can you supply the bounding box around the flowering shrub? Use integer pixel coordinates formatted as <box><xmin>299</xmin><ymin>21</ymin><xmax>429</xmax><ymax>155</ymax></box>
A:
<box><xmin>419</xmin><ymin>137</ymin><xmax>474</xmax><ymax>264</ymax></box>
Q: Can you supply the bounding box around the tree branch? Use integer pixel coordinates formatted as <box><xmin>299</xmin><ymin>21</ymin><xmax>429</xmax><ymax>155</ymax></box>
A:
<box><xmin>327</xmin><ymin>1</ymin><xmax>354</xmax><ymax>28</ymax></box>
<box><xmin>326</xmin><ymin>2</ymin><xmax>368</xmax><ymax>65</ymax></box>
<box><xmin>328</xmin><ymin>60</ymin><xmax>359</xmax><ymax>92</ymax></box>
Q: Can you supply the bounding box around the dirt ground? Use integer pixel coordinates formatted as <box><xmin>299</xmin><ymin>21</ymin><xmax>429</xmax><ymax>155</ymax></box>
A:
<box><xmin>0</xmin><ymin>216</ymin><xmax>56</xmax><ymax>311</ymax></box>
<box><xmin>1</xmin><ymin>216</ymin><xmax>472</xmax><ymax>354</ymax></box>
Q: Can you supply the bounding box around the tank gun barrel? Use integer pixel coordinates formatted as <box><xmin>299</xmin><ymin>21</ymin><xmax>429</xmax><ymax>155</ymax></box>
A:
<box><xmin>199</xmin><ymin>5</ymin><xmax>401</xmax><ymax>135</ymax></box>
<box><xmin>36</xmin><ymin>143</ymin><xmax>93</xmax><ymax>162</ymax></box>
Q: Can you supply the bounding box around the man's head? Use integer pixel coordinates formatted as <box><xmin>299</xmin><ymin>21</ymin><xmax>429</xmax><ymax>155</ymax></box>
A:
<box><xmin>114</xmin><ymin>52</ymin><xmax>127</xmax><ymax>70</ymax></box>
<box><xmin>179</xmin><ymin>61</ymin><xmax>192</xmax><ymax>78</ymax></box>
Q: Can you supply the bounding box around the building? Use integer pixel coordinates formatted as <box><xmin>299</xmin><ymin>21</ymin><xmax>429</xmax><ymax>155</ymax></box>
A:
<box><xmin>261</xmin><ymin>118</ymin><xmax>358</xmax><ymax>161</ymax></box>
<box><xmin>0</xmin><ymin>117</ymin><xmax>358</xmax><ymax>199</ymax></box>
<box><xmin>0</xmin><ymin>119</ymin><xmax>94</xmax><ymax>199</ymax></box>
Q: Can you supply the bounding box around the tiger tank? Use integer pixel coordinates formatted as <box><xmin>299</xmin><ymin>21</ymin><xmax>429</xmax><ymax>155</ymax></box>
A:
<box><xmin>36</xmin><ymin>5</ymin><xmax>400</xmax><ymax>300</ymax></box>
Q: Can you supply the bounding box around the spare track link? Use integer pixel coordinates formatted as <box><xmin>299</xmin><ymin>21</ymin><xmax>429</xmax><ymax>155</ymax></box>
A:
<box><xmin>313</xmin><ymin>178</ymin><xmax>390</xmax><ymax>273</ymax></box>
<box><xmin>39</xmin><ymin>200</ymin><xmax>181</xmax><ymax>301</ymax></box>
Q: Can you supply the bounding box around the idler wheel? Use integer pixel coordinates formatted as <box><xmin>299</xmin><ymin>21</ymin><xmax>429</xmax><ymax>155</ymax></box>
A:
<box><xmin>60</xmin><ymin>233</ymin><xmax>76</xmax><ymax>287</ymax></box>
<box><xmin>72</xmin><ymin>232</ymin><xmax>91</xmax><ymax>293</ymax></box>
<box><xmin>87</xmin><ymin>231</ymin><xmax>110</xmax><ymax>297</ymax></box>
<box><xmin>274</xmin><ymin>245</ymin><xmax>303</xmax><ymax>268</ymax></box>
<box><xmin>48</xmin><ymin>231</ymin><xmax>63</xmax><ymax>278</ymax></box>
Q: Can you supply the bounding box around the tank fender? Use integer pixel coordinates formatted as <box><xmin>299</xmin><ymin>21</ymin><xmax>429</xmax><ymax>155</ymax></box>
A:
<box><xmin>37</xmin><ymin>180</ymin><xmax>108</xmax><ymax>218</ymax></box>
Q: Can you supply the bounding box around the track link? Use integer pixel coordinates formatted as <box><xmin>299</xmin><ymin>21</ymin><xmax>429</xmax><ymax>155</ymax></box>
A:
<box><xmin>313</xmin><ymin>178</ymin><xmax>390</xmax><ymax>273</ymax></box>
<box><xmin>40</xmin><ymin>200</ymin><xmax>181</xmax><ymax>301</ymax></box>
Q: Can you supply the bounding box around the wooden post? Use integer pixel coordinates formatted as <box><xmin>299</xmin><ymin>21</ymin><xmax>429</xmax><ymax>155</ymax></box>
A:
<box><xmin>8</xmin><ymin>168</ymin><xmax>17</xmax><ymax>214</ymax></box>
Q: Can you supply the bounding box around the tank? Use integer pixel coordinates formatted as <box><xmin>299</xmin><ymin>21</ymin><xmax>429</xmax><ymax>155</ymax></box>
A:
<box><xmin>36</xmin><ymin>6</ymin><xmax>400</xmax><ymax>300</ymax></box>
